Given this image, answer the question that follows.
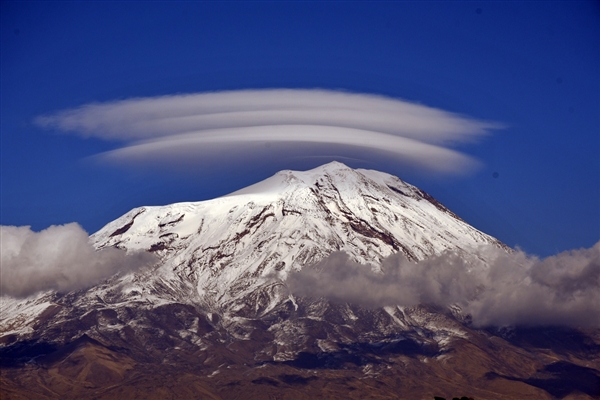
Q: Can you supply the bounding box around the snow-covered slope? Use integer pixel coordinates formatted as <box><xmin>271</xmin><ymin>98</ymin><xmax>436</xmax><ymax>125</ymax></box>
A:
<box><xmin>88</xmin><ymin>161</ymin><xmax>503</xmax><ymax>314</ymax></box>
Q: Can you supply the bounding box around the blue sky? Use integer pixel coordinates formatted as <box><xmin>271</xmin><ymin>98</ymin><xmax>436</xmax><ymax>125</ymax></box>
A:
<box><xmin>1</xmin><ymin>1</ymin><xmax>598</xmax><ymax>257</ymax></box>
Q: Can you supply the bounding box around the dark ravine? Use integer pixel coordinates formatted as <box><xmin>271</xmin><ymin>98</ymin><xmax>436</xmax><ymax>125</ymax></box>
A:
<box><xmin>108</xmin><ymin>209</ymin><xmax>146</xmax><ymax>238</ymax></box>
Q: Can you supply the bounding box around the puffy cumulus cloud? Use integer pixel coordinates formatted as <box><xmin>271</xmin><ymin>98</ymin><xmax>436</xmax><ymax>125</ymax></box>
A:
<box><xmin>286</xmin><ymin>242</ymin><xmax>600</xmax><ymax>328</ymax></box>
<box><xmin>1</xmin><ymin>224</ymin><xmax>157</xmax><ymax>298</ymax></box>
<box><xmin>35</xmin><ymin>90</ymin><xmax>503</xmax><ymax>175</ymax></box>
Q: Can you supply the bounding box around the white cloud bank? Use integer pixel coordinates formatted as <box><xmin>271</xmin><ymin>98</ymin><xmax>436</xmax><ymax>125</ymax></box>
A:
<box><xmin>35</xmin><ymin>89</ymin><xmax>503</xmax><ymax>174</ymax></box>
<box><xmin>1</xmin><ymin>224</ymin><xmax>157</xmax><ymax>298</ymax></box>
<box><xmin>286</xmin><ymin>242</ymin><xmax>600</xmax><ymax>328</ymax></box>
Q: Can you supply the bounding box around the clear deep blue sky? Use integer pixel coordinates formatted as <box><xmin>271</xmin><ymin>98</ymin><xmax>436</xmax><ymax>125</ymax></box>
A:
<box><xmin>1</xmin><ymin>1</ymin><xmax>598</xmax><ymax>257</ymax></box>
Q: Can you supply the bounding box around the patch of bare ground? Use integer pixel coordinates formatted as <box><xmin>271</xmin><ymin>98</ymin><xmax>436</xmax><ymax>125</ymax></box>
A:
<box><xmin>4</xmin><ymin>331</ymin><xmax>598</xmax><ymax>400</ymax></box>
<box><xmin>2</xmin><ymin>309</ymin><xmax>599</xmax><ymax>399</ymax></box>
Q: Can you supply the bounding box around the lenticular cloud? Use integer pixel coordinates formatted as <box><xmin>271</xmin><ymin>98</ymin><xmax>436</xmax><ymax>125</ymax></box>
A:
<box><xmin>35</xmin><ymin>89</ymin><xmax>503</xmax><ymax>174</ymax></box>
<box><xmin>0</xmin><ymin>224</ymin><xmax>157</xmax><ymax>298</ymax></box>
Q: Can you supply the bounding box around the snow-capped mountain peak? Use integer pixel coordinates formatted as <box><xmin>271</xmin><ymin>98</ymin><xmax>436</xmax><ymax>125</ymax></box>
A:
<box><xmin>3</xmin><ymin>162</ymin><xmax>597</xmax><ymax>400</ymax></box>
<box><xmin>85</xmin><ymin>161</ymin><xmax>502</xmax><ymax>316</ymax></box>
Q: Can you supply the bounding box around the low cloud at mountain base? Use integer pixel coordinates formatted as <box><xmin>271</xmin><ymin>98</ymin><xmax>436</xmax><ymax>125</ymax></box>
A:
<box><xmin>1</xmin><ymin>223</ymin><xmax>157</xmax><ymax>298</ymax></box>
<box><xmin>287</xmin><ymin>242</ymin><xmax>600</xmax><ymax>328</ymax></box>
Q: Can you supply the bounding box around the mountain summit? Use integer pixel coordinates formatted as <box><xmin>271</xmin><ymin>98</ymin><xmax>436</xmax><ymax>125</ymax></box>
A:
<box><xmin>2</xmin><ymin>162</ymin><xmax>598</xmax><ymax>400</ymax></box>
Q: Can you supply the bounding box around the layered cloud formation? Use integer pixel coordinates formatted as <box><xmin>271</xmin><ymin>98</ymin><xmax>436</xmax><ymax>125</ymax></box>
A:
<box><xmin>35</xmin><ymin>90</ymin><xmax>502</xmax><ymax>174</ymax></box>
<box><xmin>1</xmin><ymin>224</ymin><xmax>157</xmax><ymax>298</ymax></box>
<box><xmin>287</xmin><ymin>242</ymin><xmax>600</xmax><ymax>327</ymax></box>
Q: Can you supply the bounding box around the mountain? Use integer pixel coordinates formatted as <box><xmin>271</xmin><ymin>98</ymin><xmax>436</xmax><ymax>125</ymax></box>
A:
<box><xmin>1</xmin><ymin>162</ymin><xmax>599</xmax><ymax>400</ymax></box>
<box><xmin>90</xmin><ymin>161</ymin><xmax>504</xmax><ymax>317</ymax></box>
